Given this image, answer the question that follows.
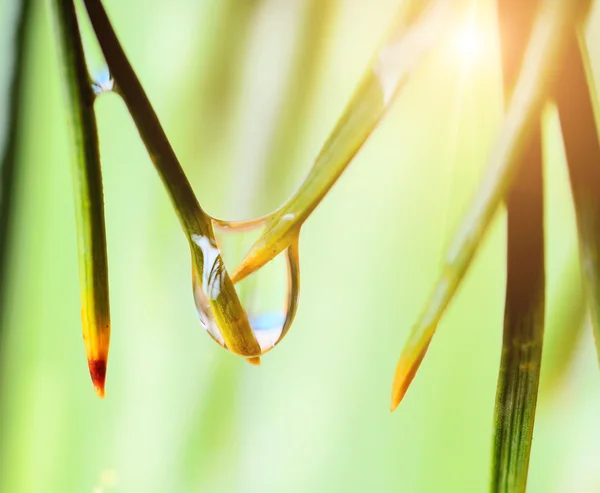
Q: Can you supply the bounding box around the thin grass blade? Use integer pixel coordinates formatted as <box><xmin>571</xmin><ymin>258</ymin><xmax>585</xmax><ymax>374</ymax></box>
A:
<box><xmin>555</xmin><ymin>29</ymin><xmax>600</xmax><ymax>360</ymax></box>
<box><xmin>50</xmin><ymin>0</ymin><xmax>111</xmax><ymax>397</ymax></box>
<box><xmin>82</xmin><ymin>0</ymin><xmax>261</xmax><ymax>357</ymax></box>
<box><xmin>491</xmin><ymin>1</ymin><xmax>545</xmax><ymax>490</ymax></box>
<box><xmin>390</xmin><ymin>0</ymin><xmax>590</xmax><ymax>411</ymax></box>
<box><xmin>231</xmin><ymin>0</ymin><xmax>459</xmax><ymax>283</ymax></box>
<box><xmin>0</xmin><ymin>0</ymin><xmax>32</xmax><ymax>352</ymax></box>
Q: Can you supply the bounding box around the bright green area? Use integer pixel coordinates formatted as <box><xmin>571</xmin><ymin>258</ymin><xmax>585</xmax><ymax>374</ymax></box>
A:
<box><xmin>1</xmin><ymin>1</ymin><xmax>600</xmax><ymax>492</ymax></box>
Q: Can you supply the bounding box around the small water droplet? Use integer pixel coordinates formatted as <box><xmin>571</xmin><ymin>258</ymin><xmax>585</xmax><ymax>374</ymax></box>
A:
<box><xmin>92</xmin><ymin>68</ymin><xmax>115</xmax><ymax>95</ymax></box>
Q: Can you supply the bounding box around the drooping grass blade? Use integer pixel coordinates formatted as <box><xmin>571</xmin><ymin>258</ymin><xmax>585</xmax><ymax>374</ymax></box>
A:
<box><xmin>50</xmin><ymin>0</ymin><xmax>111</xmax><ymax>397</ymax></box>
<box><xmin>231</xmin><ymin>0</ymin><xmax>458</xmax><ymax>284</ymax></box>
<box><xmin>82</xmin><ymin>0</ymin><xmax>261</xmax><ymax>357</ymax></box>
<box><xmin>390</xmin><ymin>0</ymin><xmax>590</xmax><ymax>411</ymax></box>
<box><xmin>491</xmin><ymin>1</ymin><xmax>545</xmax><ymax>490</ymax></box>
<box><xmin>555</xmin><ymin>30</ymin><xmax>600</xmax><ymax>360</ymax></box>
<box><xmin>208</xmin><ymin>0</ymin><xmax>331</xmax><ymax>358</ymax></box>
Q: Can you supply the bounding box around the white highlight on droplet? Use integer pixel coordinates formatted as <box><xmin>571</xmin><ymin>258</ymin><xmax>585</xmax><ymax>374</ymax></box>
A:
<box><xmin>191</xmin><ymin>234</ymin><xmax>224</xmax><ymax>300</ymax></box>
<box><xmin>282</xmin><ymin>213</ymin><xmax>295</xmax><ymax>221</ymax></box>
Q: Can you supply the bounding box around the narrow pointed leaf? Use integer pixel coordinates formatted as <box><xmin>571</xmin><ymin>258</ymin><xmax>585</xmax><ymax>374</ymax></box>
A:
<box><xmin>491</xmin><ymin>1</ymin><xmax>545</xmax><ymax>490</ymax></box>
<box><xmin>231</xmin><ymin>0</ymin><xmax>458</xmax><ymax>283</ymax></box>
<box><xmin>50</xmin><ymin>0</ymin><xmax>111</xmax><ymax>397</ymax></box>
<box><xmin>555</xmin><ymin>30</ymin><xmax>600</xmax><ymax>360</ymax></box>
<box><xmin>391</xmin><ymin>0</ymin><xmax>590</xmax><ymax>410</ymax></box>
<box><xmin>82</xmin><ymin>0</ymin><xmax>261</xmax><ymax>357</ymax></box>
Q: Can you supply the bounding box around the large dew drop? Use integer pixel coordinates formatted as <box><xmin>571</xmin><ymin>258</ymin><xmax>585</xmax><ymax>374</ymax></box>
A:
<box><xmin>191</xmin><ymin>220</ymin><xmax>300</xmax><ymax>356</ymax></box>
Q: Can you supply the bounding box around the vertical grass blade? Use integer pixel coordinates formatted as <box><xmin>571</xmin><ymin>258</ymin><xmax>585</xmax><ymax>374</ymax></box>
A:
<box><xmin>555</xmin><ymin>31</ymin><xmax>600</xmax><ymax>359</ymax></box>
<box><xmin>231</xmin><ymin>0</ymin><xmax>457</xmax><ymax>283</ymax></box>
<box><xmin>50</xmin><ymin>0</ymin><xmax>111</xmax><ymax>397</ymax></box>
<box><xmin>390</xmin><ymin>0</ymin><xmax>588</xmax><ymax>411</ymax></box>
<box><xmin>82</xmin><ymin>0</ymin><xmax>261</xmax><ymax>357</ymax></box>
<box><xmin>0</xmin><ymin>0</ymin><xmax>32</xmax><ymax>351</ymax></box>
<box><xmin>491</xmin><ymin>1</ymin><xmax>545</xmax><ymax>490</ymax></box>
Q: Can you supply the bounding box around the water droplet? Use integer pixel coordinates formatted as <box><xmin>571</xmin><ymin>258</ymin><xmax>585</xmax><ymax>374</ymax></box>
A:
<box><xmin>192</xmin><ymin>221</ymin><xmax>300</xmax><ymax>355</ymax></box>
<box><xmin>92</xmin><ymin>68</ymin><xmax>115</xmax><ymax>95</ymax></box>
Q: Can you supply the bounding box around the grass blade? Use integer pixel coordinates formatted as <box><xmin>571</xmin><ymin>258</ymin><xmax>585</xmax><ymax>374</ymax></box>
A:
<box><xmin>0</xmin><ymin>0</ymin><xmax>32</xmax><ymax>352</ymax></box>
<box><xmin>231</xmin><ymin>0</ymin><xmax>458</xmax><ymax>283</ymax></box>
<box><xmin>555</xmin><ymin>29</ymin><xmax>600</xmax><ymax>360</ymax></box>
<box><xmin>491</xmin><ymin>1</ymin><xmax>545</xmax><ymax>490</ymax></box>
<box><xmin>390</xmin><ymin>0</ymin><xmax>589</xmax><ymax>411</ymax></box>
<box><xmin>82</xmin><ymin>0</ymin><xmax>262</xmax><ymax>357</ymax></box>
<box><xmin>50</xmin><ymin>0</ymin><xmax>111</xmax><ymax>397</ymax></box>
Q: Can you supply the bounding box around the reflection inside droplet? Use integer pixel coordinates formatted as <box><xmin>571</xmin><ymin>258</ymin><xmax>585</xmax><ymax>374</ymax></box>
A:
<box><xmin>193</xmin><ymin>277</ymin><xmax>287</xmax><ymax>352</ymax></box>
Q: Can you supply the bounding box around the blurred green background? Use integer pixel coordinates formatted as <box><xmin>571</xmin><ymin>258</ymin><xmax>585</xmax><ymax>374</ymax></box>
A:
<box><xmin>1</xmin><ymin>1</ymin><xmax>600</xmax><ymax>492</ymax></box>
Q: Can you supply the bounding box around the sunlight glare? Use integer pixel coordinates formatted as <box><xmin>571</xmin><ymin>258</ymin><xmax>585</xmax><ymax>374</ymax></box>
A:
<box><xmin>451</xmin><ymin>24</ymin><xmax>486</xmax><ymax>64</ymax></box>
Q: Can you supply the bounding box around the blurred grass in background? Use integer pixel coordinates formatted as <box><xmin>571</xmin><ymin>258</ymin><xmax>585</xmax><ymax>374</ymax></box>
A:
<box><xmin>0</xmin><ymin>0</ymin><xmax>600</xmax><ymax>492</ymax></box>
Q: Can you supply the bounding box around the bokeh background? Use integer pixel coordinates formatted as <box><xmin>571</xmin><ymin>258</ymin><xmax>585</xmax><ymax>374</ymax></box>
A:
<box><xmin>1</xmin><ymin>1</ymin><xmax>600</xmax><ymax>492</ymax></box>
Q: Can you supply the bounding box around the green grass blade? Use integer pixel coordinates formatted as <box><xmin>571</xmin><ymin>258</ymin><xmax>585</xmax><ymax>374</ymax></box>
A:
<box><xmin>231</xmin><ymin>0</ymin><xmax>457</xmax><ymax>283</ymax></box>
<box><xmin>82</xmin><ymin>0</ymin><xmax>262</xmax><ymax>357</ymax></box>
<box><xmin>555</xmin><ymin>30</ymin><xmax>600</xmax><ymax>361</ymax></box>
<box><xmin>0</xmin><ymin>0</ymin><xmax>32</xmax><ymax>350</ymax></box>
<box><xmin>390</xmin><ymin>0</ymin><xmax>588</xmax><ymax>411</ymax></box>
<box><xmin>491</xmin><ymin>1</ymin><xmax>545</xmax><ymax>490</ymax></box>
<box><xmin>50</xmin><ymin>0</ymin><xmax>111</xmax><ymax>397</ymax></box>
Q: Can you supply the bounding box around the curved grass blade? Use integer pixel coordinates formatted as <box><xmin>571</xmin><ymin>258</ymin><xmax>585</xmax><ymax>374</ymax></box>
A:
<box><xmin>231</xmin><ymin>0</ymin><xmax>458</xmax><ymax>284</ymax></box>
<box><xmin>390</xmin><ymin>0</ymin><xmax>590</xmax><ymax>411</ymax></box>
<box><xmin>555</xmin><ymin>30</ymin><xmax>600</xmax><ymax>360</ymax></box>
<box><xmin>491</xmin><ymin>1</ymin><xmax>545</xmax><ymax>490</ymax></box>
<box><xmin>50</xmin><ymin>0</ymin><xmax>111</xmax><ymax>397</ymax></box>
<box><xmin>82</xmin><ymin>0</ymin><xmax>261</xmax><ymax>357</ymax></box>
<box><xmin>0</xmin><ymin>0</ymin><xmax>32</xmax><ymax>352</ymax></box>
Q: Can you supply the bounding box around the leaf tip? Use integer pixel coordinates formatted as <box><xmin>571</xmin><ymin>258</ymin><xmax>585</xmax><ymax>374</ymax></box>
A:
<box><xmin>246</xmin><ymin>356</ymin><xmax>261</xmax><ymax>366</ymax></box>
<box><xmin>88</xmin><ymin>357</ymin><xmax>107</xmax><ymax>398</ymax></box>
<box><xmin>389</xmin><ymin>332</ymin><xmax>433</xmax><ymax>412</ymax></box>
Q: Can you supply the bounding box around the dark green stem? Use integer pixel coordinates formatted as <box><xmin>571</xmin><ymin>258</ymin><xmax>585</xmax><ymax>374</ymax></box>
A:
<box><xmin>81</xmin><ymin>0</ymin><xmax>207</xmax><ymax>235</ymax></box>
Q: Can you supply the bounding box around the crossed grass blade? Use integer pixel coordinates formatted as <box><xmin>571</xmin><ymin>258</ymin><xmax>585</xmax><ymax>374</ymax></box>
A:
<box><xmin>82</xmin><ymin>0</ymin><xmax>262</xmax><ymax>357</ymax></box>
<box><xmin>390</xmin><ymin>0</ymin><xmax>589</xmax><ymax>411</ymax></box>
